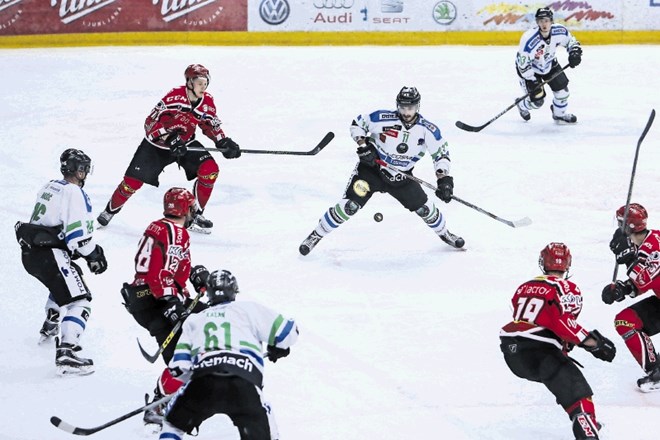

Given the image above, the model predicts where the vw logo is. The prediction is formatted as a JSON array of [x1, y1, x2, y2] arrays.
[[260, 0, 290, 25], [396, 143, 408, 153], [313, 0, 353, 9]]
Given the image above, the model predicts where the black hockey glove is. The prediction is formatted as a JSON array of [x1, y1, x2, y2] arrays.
[[435, 175, 454, 203], [601, 280, 634, 305], [267, 345, 290, 363], [165, 131, 187, 157], [189, 265, 210, 293], [580, 329, 616, 362], [356, 141, 378, 167], [568, 46, 582, 68], [609, 228, 636, 266], [83, 245, 107, 274], [216, 137, 241, 159], [161, 296, 188, 326]]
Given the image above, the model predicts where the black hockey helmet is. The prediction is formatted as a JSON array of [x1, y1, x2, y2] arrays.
[[535, 7, 553, 21], [396, 86, 421, 107], [205, 270, 239, 305], [60, 148, 92, 177]]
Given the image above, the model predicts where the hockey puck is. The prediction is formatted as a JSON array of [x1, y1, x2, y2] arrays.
[[374, 212, 383, 222]]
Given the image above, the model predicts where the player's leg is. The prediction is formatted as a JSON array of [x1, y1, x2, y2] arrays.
[[515, 67, 546, 121], [180, 146, 218, 234], [545, 63, 576, 123]]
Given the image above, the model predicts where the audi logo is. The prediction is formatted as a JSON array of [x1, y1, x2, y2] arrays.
[[313, 0, 354, 9], [260, 0, 290, 25]]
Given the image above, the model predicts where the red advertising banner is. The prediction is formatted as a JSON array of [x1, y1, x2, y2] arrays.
[[0, 0, 247, 36]]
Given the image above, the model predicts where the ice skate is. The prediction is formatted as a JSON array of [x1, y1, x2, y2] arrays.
[[143, 390, 165, 433], [299, 231, 323, 256], [96, 208, 115, 228], [440, 230, 465, 249], [637, 365, 660, 392], [551, 104, 577, 124], [188, 210, 213, 234], [55, 338, 94, 376], [517, 101, 531, 121], [38, 308, 60, 344]]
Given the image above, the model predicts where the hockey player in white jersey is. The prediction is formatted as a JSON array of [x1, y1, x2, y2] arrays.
[[515, 7, 582, 123], [159, 266, 298, 440], [15, 149, 107, 376], [299, 86, 464, 256]]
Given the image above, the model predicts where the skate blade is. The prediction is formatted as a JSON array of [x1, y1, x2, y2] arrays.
[[187, 225, 212, 235], [143, 422, 162, 436], [638, 382, 660, 393], [56, 365, 95, 377], [38, 335, 56, 345]]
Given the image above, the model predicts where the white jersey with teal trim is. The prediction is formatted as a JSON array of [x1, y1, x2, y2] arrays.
[[516, 24, 580, 80], [350, 110, 451, 178], [29, 179, 97, 256], [170, 301, 298, 382]]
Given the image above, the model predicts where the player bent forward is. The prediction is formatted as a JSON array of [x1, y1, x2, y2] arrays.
[[299, 86, 463, 256], [500, 243, 615, 440]]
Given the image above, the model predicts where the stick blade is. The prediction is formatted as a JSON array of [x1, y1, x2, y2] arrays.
[[51, 416, 94, 436], [510, 216, 533, 228], [455, 121, 484, 133], [311, 131, 335, 154], [136, 337, 159, 364]]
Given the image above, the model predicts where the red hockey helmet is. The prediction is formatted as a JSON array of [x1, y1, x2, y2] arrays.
[[616, 203, 648, 233], [539, 242, 572, 274], [184, 64, 210, 84], [163, 187, 196, 217]]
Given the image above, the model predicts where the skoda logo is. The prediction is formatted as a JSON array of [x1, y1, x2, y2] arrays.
[[314, 0, 353, 8], [396, 143, 408, 153], [260, 0, 290, 25], [433, 0, 457, 25]]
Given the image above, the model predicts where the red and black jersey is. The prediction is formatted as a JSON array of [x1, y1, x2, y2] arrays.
[[132, 218, 191, 300], [143, 86, 226, 149], [629, 229, 660, 297], [500, 275, 590, 349]]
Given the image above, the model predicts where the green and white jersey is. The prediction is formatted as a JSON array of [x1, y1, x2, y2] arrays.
[[170, 301, 298, 387], [29, 179, 97, 256]]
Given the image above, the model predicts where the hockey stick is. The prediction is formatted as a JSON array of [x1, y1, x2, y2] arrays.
[[50, 394, 173, 436], [187, 131, 335, 156], [611, 109, 656, 283], [455, 64, 570, 132], [375, 159, 532, 228], [137, 288, 205, 364]]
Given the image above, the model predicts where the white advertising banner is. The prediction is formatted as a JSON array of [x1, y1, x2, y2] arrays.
[[247, 0, 660, 32]]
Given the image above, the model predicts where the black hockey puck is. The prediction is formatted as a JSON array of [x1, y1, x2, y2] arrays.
[[374, 212, 383, 222]]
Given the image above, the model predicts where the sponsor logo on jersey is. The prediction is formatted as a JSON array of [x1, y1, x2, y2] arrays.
[[260, 0, 290, 25], [421, 119, 438, 133], [396, 143, 408, 153], [194, 352, 254, 372], [378, 113, 398, 120], [383, 129, 399, 138]]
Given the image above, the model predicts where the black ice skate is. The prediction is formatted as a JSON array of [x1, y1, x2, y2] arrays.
[[440, 230, 465, 249], [55, 338, 94, 376], [637, 365, 660, 392], [551, 104, 577, 124], [188, 210, 213, 235], [143, 390, 166, 431], [517, 101, 531, 121], [38, 308, 60, 344], [299, 231, 323, 256], [96, 204, 118, 228]]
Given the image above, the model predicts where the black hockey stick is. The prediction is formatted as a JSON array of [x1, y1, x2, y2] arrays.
[[455, 64, 570, 132], [187, 131, 335, 155], [137, 288, 205, 364], [50, 394, 173, 436], [610, 109, 656, 283], [375, 159, 532, 228]]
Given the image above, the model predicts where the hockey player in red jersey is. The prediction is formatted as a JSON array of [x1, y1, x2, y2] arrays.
[[602, 203, 660, 392], [119, 187, 208, 428], [500, 243, 616, 440], [97, 64, 241, 234]]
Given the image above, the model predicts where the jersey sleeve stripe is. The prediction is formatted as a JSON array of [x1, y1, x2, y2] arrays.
[[64, 229, 83, 243], [239, 348, 264, 366], [268, 315, 285, 346], [274, 319, 296, 344]]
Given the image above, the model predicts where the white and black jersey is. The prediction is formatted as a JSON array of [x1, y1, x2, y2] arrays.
[[516, 24, 580, 80]]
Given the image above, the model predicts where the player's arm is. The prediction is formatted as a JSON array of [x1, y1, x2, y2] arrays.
[[254, 304, 299, 362], [62, 188, 107, 274], [349, 113, 371, 144], [628, 246, 658, 293], [168, 321, 194, 380], [516, 35, 536, 81]]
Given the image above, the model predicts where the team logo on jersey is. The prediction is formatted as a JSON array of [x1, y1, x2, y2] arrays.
[[396, 143, 408, 153]]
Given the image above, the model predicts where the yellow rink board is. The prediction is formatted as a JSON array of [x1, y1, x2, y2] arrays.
[[1, 30, 659, 49]]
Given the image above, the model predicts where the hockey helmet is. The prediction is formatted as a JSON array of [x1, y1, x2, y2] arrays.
[[163, 187, 196, 218], [205, 270, 239, 305], [396, 86, 421, 107], [616, 203, 648, 233], [539, 242, 572, 274], [185, 64, 210, 84], [60, 148, 92, 176], [535, 7, 553, 21]]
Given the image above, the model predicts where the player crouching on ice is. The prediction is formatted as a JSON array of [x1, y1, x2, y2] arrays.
[[299, 86, 464, 256]]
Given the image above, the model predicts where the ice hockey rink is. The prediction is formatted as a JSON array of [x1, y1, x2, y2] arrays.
[[1, 44, 659, 439]]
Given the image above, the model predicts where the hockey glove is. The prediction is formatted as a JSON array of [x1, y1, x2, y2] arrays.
[[568, 46, 582, 68], [161, 296, 188, 326], [435, 175, 454, 203], [189, 265, 210, 293], [165, 131, 187, 157], [609, 229, 637, 266], [267, 345, 290, 363], [83, 244, 107, 274], [356, 141, 379, 168], [580, 329, 616, 362], [601, 280, 634, 305], [216, 137, 241, 159]]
